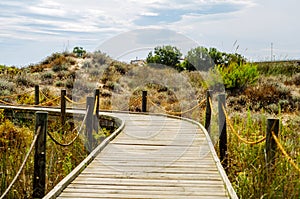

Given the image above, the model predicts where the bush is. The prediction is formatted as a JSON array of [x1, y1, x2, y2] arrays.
[[15, 75, 35, 87], [65, 78, 74, 89], [244, 82, 293, 112], [146, 45, 183, 71], [52, 64, 68, 72], [73, 47, 86, 57], [92, 51, 111, 65], [0, 79, 15, 94], [215, 63, 259, 92], [55, 80, 65, 87], [41, 71, 54, 80]]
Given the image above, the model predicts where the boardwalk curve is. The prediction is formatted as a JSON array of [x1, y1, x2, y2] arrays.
[[0, 105, 237, 198]]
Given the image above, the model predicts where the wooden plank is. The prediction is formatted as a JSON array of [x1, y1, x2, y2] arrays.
[[0, 105, 236, 199]]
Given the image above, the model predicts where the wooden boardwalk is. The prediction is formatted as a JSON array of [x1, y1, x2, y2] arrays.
[[0, 105, 237, 198], [45, 112, 237, 199]]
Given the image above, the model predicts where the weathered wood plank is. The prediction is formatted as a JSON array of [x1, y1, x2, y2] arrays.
[[0, 105, 236, 199], [52, 112, 234, 198]]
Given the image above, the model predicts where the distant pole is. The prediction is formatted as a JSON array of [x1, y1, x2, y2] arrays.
[[35, 85, 39, 106], [205, 90, 212, 135], [60, 89, 66, 133], [271, 42, 273, 61], [218, 93, 227, 170], [266, 119, 280, 167], [142, 91, 147, 112], [33, 111, 48, 199]]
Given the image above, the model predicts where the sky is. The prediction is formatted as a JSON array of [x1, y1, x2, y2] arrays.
[[0, 0, 300, 67]]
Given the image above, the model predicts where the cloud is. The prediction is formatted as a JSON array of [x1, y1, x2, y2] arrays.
[[133, 0, 253, 26]]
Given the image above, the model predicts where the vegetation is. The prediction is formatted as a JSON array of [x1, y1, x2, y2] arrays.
[[226, 112, 299, 198], [0, 47, 299, 198], [73, 46, 86, 58], [214, 62, 259, 92], [146, 45, 183, 71]]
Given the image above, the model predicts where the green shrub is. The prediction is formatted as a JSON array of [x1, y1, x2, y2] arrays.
[[54, 80, 65, 87], [92, 51, 111, 65], [215, 63, 259, 92], [0, 79, 15, 94], [73, 46, 86, 57], [15, 75, 35, 87], [65, 78, 74, 89], [52, 64, 68, 72], [41, 71, 54, 80], [89, 68, 101, 77], [82, 61, 91, 69]]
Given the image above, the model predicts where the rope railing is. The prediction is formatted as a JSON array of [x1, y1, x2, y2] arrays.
[[0, 99, 16, 106], [271, 131, 300, 173], [222, 105, 266, 145], [208, 97, 215, 114], [39, 90, 52, 101], [0, 89, 34, 100], [64, 96, 86, 105], [36, 96, 61, 106], [148, 97, 206, 115], [0, 126, 41, 199], [93, 96, 98, 115], [47, 108, 88, 147], [220, 102, 299, 173]]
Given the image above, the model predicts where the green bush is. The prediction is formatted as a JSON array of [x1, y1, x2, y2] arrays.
[[146, 45, 183, 71], [0, 79, 15, 92], [215, 63, 259, 92], [54, 80, 65, 87], [41, 71, 54, 80], [73, 47, 86, 57], [15, 75, 35, 87], [52, 64, 68, 72], [92, 51, 111, 65]]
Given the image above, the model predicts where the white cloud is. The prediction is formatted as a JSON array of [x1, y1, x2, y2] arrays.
[[0, 0, 299, 66]]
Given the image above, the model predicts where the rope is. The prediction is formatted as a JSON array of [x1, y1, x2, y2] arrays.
[[0, 126, 40, 199], [39, 90, 51, 101], [222, 105, 266, 145], [93, 96, 98, 115], [64, 96, 86, 105], [0, 99, 15, 106], [208, 97, 215, 114], [0, 89, 34, 100], [272, 131, 300, 173], [148, 97, 206, 115], [47, 108, 88, 147], [36, 96, 61, 106]]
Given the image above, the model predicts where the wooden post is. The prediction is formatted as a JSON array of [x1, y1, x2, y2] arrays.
[[93, 89, 100, 133], [205, 90, 212, 135], [266, 119, 279, 167], [86, 97, 94, 151], [142, 91, 147, 112], [218, 93, 227, 170], [60, 89, 66, 132], [35, 85, 39, 106], [33, 111, 48, 199]]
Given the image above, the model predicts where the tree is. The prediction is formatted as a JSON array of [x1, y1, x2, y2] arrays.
[[73, 47, 86, 57], [182, 47, 214, 71], [146, 45, 183, 71], [208, 47, 246, 67]]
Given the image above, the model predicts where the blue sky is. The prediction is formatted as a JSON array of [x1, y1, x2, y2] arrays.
[[0, 0, 299, 67]]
